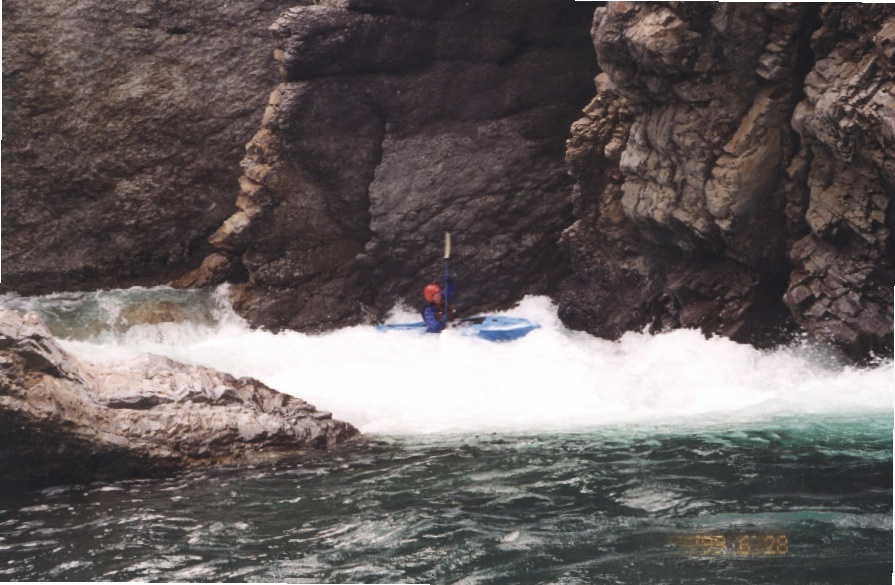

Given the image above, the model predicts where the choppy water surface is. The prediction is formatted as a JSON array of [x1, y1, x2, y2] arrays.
[[1, 417, 891, 584], [0, 287, 891, 583]]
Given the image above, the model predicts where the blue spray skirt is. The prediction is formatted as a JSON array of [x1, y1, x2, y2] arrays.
[[376, 315, 540, 342]]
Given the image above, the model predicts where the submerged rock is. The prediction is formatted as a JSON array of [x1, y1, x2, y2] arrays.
[[118, 300, 193, 327], [0, 310, 358, 490]]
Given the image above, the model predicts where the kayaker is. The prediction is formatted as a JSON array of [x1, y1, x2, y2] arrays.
[[421, 281, 455, 333]]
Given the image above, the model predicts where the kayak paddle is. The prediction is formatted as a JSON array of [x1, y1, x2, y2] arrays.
[[443, 231, 451, 325]]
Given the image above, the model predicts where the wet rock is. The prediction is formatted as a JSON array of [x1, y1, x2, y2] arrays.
[[560, 2, 892, 360], [0, 310, 358, 490], [171, 253, 239, 289], [191, 0, 598, 331], [559, 3, 804, 347], [2, 0, 305, 295], [785, 4, 895, 359]]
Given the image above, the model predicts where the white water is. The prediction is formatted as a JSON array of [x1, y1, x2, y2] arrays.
[[41, 285, 891, 436]]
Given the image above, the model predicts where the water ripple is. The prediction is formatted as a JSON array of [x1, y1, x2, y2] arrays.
[[0, 416, 890, 583]]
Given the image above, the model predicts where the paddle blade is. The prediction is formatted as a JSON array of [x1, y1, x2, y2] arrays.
[[444, 232, 451, 259]]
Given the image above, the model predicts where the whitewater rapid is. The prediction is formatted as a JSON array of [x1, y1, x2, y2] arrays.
[[8, 286, 892, 435]]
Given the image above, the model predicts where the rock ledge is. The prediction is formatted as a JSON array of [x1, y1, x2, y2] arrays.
[[0, 310, 358, 490]]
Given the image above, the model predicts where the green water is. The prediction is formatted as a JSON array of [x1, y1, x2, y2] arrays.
[[0, 414, 890, 584]]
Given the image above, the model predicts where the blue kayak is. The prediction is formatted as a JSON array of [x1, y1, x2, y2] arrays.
[[377, 315, 539, 342]]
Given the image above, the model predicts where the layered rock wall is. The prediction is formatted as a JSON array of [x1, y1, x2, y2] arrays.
[[784, 4, 895, 358], [559, 3, 893, 359]]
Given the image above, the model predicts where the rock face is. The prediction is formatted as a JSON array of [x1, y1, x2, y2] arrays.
[[0, 310, 358, 489], [182, 0, 598, 330], [558, 3, 893, 359], [5, 1, 891, 360], [2, 0, 302, 295], [785, 5, 895, 359]]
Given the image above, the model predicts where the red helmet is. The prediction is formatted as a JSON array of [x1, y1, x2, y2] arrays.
[[423, 283, 441, 302]]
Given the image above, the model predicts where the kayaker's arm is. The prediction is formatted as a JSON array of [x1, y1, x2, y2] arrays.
[[443, 277, 456, 305]]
